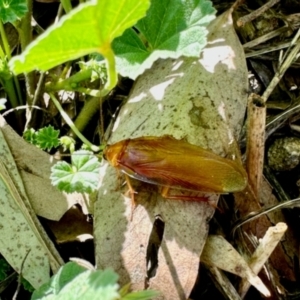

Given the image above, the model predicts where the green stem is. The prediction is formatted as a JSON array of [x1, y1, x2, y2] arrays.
[[60, 62, 72, 79], [60, 0, 72, 13], [15, 0, 35, 103], [0, 21, 23, 106], [0, 21, 11, 59], [0, 44, 5, 59], [2, 77, 19, 108], [70, 49, 117, 134], [13, 76, 23, 105], [103, 47, 117, 92], [49, 93, 100, 152], [1, 76, 24, 130], [45, 69, 93, 92], [73, 96, 106, 134], [74, 87, 109, 97]]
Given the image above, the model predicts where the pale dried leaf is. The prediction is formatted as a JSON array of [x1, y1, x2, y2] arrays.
[[205, 266, 242, 300], [201, 235, 270, 297], [239, 222, 287, 297], [234, 178, 296, 283], [95, 7, 248, 299], [0, 115, 87, 221], [47, 206, 93, 244], [0, 122, 63, 289]]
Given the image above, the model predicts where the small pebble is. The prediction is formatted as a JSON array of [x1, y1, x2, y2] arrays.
[[268, 137, 300, 171]]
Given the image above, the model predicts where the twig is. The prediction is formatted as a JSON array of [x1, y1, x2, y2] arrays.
[[238, 223, 288, 298], [262, 28, 300, 102], [246, 94, 266, 198], [201, 236, 270, 297], [237, 0, 280, 27], [1, 105, 49, 117], [12, 250, 31, 300], [265, 102, 300, 138], [24, 72, 46, 130], [245, 41, 291, 58], [243, 26, 288, 49], [231, 197, 300, 237]]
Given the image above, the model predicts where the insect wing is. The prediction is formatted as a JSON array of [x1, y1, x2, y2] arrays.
[[116, 136, 247, 193]]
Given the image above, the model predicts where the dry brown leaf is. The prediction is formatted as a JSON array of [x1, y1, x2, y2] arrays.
[[201, 235, 270, 297], [95, 7, 248, 299], [238, 222, 287, 297], [0, 115, 88, 221], [46, 206, 93, 244], [259, 181, 297, 283], [0, 117, 64, 288], [234, 177, 297, 292]]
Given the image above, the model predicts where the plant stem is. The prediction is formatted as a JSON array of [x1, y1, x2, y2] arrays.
[[0, 44, 5, 58], [15, 0, 35, 104], [13, 76, 23, 105], [0, 21, 11, 59], [24, 72, 46, 130], [45, 69, 93, 92], [74, 87, 109, 97], [103, 47, 117, 92], [0, 22, 24, 108], [73, 96, 106, 134], [60, 0, 73, 13], [49, 93, 100, 152], [2, 77, 19, 108]]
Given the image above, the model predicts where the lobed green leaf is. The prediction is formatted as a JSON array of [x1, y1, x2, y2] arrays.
[[50, 150, 100, 193], [0, 0, 28, 23], [9, 0, 150, 75], [113, 0, 216, 79]]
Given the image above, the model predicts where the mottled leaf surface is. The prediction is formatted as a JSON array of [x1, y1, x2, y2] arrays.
[[95, 7, 248, 300]]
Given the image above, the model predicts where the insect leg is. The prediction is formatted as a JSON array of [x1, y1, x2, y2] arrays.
[[161, 186, 221, 210], [124, 175, 138, 220], [161, 186, 209, 202]]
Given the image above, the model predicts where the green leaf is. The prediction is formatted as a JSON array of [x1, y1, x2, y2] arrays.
[[56, 270, 119, 300], [21, 278, 34, 292], [50, 150, 100, 193], [122, 290, 161, 300], [32, 263, 120, 300], [31, 262, 87, 299], [59, 136, 76, 153], [113, 0, 216, 79], [9, 0, 150, 75], [0, 258, 11, 281], [35, 125, 60, 151], [0, 0, 28, 23], [23, 128, 37, 145], [0, 58, 12, 80]]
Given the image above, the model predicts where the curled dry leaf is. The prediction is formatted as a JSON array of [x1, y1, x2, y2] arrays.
[[238, 222, 287, 297], [201, 235, 270, 297], [234, 178, 297, 292], [46, 206, 93, 244], [95, 7, 248, 299], [0, 116, 64, 288], [0, 115, 90, 221], [0, 115, 94, 288]]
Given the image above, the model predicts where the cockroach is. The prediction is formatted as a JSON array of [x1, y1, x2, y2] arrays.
[[103, 135, 247, 202]]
